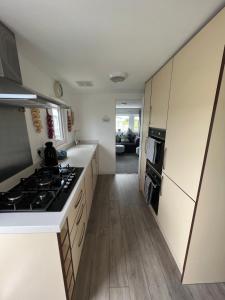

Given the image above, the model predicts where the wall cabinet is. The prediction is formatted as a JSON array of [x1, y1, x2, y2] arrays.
[[139, 79, 151, 194], [150, 60, 173, 129], [158, 175, 194, 272]]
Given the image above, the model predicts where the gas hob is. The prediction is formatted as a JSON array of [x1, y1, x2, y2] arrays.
[[0, 165, 84, 212]]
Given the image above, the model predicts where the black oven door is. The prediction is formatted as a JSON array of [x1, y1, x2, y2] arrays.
[[147, 128, 166, 174], [145, 161, 161, 215]]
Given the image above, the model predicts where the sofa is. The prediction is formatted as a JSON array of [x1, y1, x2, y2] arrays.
[[116, 129, 140, 154]]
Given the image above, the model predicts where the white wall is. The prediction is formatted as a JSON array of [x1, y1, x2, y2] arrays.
[[17, 37, 79, 164], [76, 93, 143, 174]]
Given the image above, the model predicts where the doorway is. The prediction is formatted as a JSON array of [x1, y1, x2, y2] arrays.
[[115, 99, 143, 174]]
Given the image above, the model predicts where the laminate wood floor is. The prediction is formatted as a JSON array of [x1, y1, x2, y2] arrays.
[[116, 154, 138, 174], [73, 175, 225, 300]]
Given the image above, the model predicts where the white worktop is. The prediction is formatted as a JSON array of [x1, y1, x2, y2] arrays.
[[0, 144, 97, 234]]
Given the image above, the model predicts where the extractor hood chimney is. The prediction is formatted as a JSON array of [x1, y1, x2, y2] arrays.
[[0, 21, 69, 109]]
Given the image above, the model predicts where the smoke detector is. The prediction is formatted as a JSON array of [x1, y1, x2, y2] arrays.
[[109, 72, 128, 83]]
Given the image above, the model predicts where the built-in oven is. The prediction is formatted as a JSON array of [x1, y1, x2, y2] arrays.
[[144, 160, 161, 215], [146, 127, 166, 175]]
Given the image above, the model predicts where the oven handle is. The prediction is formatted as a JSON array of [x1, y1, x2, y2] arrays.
[[163, 147, 167, 170], [151, 180, 157, 189], [160, 176, 164, 196]]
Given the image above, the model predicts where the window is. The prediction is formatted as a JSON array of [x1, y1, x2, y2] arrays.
[[133, 115, 140, 132], [51, 108, 65, 143], [116, 114, 140, 133], [116, 115, 129, 132]]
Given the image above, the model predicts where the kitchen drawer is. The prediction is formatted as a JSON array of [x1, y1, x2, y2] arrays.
[[68, 277, 75, 300], [64, 249, 72, 276], [68, 180, 84, 232], [62, 233, 70, 261], [71, 206, 87, 280], [70, 194, 86, 246], [66, 262, 73, 289], [60, 220, 68, 243]]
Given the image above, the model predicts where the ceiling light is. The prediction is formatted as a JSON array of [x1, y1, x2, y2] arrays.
[[109, 72, 128, 83]]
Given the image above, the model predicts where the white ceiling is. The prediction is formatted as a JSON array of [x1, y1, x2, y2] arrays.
[[0, 0, 224, 93]]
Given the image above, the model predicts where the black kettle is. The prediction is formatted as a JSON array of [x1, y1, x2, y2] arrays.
[[44, 142, 58, 166]]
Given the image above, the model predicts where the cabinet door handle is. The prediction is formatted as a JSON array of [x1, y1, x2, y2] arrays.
[[74, 190, 83, 208], [76, 203, 84, 226], [163, 147, 167, 170], [160, 176, 164, 196], [78, 223, 86, 247]]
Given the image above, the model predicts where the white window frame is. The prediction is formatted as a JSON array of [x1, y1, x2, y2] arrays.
[[116, 113, 140, 134], [51, 107, 66, 147]]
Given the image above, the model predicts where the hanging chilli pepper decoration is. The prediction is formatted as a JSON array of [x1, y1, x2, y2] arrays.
[[67, 110, 72, 132], [46, 109, 54, 139]]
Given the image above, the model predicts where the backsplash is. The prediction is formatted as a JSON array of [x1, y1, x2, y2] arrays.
[[0, 105, 32, 182]]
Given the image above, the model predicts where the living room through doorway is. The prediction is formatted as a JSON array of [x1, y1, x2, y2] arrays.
[[115, 99, 142, 174]]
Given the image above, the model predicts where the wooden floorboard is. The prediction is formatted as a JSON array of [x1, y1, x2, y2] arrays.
[[73, 174, 225, 300], [110, 287, 131, 300]]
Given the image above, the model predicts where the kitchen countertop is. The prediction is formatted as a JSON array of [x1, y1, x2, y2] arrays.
[[0, 144, 97, 234]]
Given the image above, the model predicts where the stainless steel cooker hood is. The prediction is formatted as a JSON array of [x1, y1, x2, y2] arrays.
[[0, 21, 70, 109]]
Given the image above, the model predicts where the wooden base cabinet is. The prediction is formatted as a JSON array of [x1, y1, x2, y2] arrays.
[[85, 162, 93, 219], [91, 150, 98, 191]]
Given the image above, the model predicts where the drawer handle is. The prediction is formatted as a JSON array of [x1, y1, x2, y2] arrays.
[[78, 223, 86, 247], [74, 190, 83, 208], [76, 203, 84, 226]]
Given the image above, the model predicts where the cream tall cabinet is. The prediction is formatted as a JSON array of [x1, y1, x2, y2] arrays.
[[139, 79, 151, 194], [140, 7, 225, 284], [158, 175, 195, 272], [164, 8, 225, 200], [183, 64, 225, 284], [150, 60, 173, 129]]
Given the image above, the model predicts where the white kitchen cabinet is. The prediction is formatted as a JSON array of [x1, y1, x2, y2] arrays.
[[85, 162, 93, 219], [91, 150, 98, 192], [150, 59, 173, 129], [67, 179, 84, 233], [71, 194, 87, 281], [139, 79, 151, 194], [163, 9, 225, 200], [158, 174, 194, 272]]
